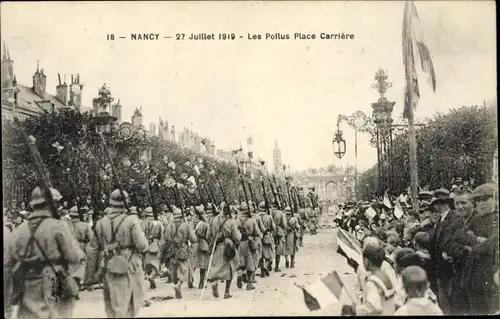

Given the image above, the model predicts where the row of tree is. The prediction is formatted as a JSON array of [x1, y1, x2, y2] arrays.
[[356, 104, 498, 199], [2, 108, 290, 210]]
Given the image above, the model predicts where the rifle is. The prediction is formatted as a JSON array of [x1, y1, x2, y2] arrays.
[[97, 132, 130, 213], [247, 180, 258, 211], [236, 159, 251, 212], [260, 176, 271, 214]]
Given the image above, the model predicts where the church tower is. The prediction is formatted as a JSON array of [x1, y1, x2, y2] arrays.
[[273, 140, 283, 175]]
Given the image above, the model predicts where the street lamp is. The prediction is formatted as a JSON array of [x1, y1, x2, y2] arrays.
[[332, 128, 346, 159]]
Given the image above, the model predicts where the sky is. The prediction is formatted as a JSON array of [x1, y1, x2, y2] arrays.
[[1, 1, 496, 172]]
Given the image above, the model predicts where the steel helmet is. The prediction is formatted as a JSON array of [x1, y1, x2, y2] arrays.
[[109, 189, 129, 206], [29, 186, 62, 206]]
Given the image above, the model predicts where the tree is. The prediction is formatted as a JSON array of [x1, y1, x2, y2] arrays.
[[357, 105, 497, 199]]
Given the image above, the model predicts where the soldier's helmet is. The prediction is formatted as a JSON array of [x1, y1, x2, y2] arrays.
[[284, 206, 292, 214], [144, 206, 154, 217], [109, 189, 129, 206], [29, 186, 63, 207], [258, 201, 267, 212], [239, 202, 249, 212], [69, 205, 79, 218], [172, 207, 183, 219]]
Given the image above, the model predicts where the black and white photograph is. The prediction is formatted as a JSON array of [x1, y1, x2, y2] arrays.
[[1, 1, 498, 317]]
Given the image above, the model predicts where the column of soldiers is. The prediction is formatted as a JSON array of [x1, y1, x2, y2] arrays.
[[4, 184, 322, 318]]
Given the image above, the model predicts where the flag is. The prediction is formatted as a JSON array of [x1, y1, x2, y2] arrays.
[[402, 0, 436, 119], [298, 271, 345, 311], [337, 228, 363, 267], [365, 206, 377, 220], [383, 190, 392, 209], [394, 200, 404, 219]]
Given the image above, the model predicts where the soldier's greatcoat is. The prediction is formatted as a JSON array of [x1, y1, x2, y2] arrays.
[[238, 216, 263, 271], [283, 214, 300, 256], [70, 219, 94, 282], [206, 214, 241, 281], [160, 221, 197, 283], [191, 219, 210, 270], [140, 217, 162, 274], [88, 211, 148, 318], [272, 209, 287, 256], [257, 212, 276, 259], [4, 209, 85, 319]]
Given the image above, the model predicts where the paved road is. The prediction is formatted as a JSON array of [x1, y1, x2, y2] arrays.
[[75, 226, 357, 317]]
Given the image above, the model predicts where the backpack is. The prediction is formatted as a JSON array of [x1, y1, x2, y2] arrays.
[[99, 214, 131, 275]]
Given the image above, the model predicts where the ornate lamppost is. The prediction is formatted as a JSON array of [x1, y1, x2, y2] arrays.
[[332, 127, 346, 159], [337, 110, 372, 200], [371, 69, 396, 196], [90, 84, 118, 208]]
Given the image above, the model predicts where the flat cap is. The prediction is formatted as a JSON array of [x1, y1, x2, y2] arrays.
[[472, 183, 496, 198]]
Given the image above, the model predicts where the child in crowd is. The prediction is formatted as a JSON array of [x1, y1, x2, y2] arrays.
[[354, 244, 396, 315], [413, 231, 437, 295], [394, 266, 444, 315], [393, 248, 438, 310]]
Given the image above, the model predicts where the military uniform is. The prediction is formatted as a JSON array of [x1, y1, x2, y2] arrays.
[[159, 208, 197, 299], [272, 206, 287, 272], [4, 187, 85, 319], [236, 203, 262, 290], [140, 206, 162, 289], [68, 206, 94, 288], [206, 205, 241, 299], [257, 201, 276, 276], [283, 207, 300, 268], [87, 189, 149, 318], [190, 205, 210, 289]]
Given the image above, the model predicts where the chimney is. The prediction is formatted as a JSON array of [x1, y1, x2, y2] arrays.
[[69, 73, 83, 110], [32, 63, 47, 98], [56, 73, 69, 105]]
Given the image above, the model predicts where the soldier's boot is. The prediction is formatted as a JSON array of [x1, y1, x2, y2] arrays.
[[300, 236, 304, 247], [149, 278, 157, 289], [224, 280, 233, 299], [198, 269, 206, 289], [291, 255, 295, 268], [274, 255, 282, 272], [86, 285, 93, 292], [165, 273, 172, 284], [174, 282, 183, 299], [260, 265, 267, 278], [267, 259, 273, 272], [285, 257, 290, 268], [211, 281, 220, 298], [188, 281, 194, 289], [241, 272, 248, 284], [237, 275, 243, 289], [247, 271, 257, 286]]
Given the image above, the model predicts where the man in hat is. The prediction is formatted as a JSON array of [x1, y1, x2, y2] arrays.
[[271, 202, 287, 272], [418, 190, 434, 207], [235, 202, 262, 290], [459, 183, 499, 315], [205, 201, 241, 299], [257, 201, 276, 277], [190, 205, 210, 289], [283, 206, 300, 268], [428, 188, 461, 314], [4, 186, 85, 319], [159, 207, 197, 299], [86, 189, 149, 317], [140, 206, 162, 290]]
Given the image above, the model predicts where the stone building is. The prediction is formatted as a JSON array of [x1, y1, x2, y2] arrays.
[[1, 43, 86, 122]]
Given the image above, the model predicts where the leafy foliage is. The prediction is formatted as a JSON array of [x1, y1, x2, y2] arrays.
[[356, 105, 498, 199]]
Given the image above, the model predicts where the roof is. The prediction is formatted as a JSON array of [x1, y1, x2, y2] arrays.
[[2, 84, 85, 116]]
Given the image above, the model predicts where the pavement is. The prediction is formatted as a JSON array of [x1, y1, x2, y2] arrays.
[[75, 217, 357, 317]]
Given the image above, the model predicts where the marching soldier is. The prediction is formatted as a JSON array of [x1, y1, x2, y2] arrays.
[[272, 203, 287, 272], [190, 205, 211, 289], [257, 201, 276, 277], [298, 207, 308, 245], [283, 206, 300, 268], [159, 208, 197, 299], [87, 189, 149, 318], [4, 186, 85, 319], [140, 206, 162, 290], [206, 202, 241, 299], [253, 204, 266, 278], [68, 205, 94, 290], [236, 203, 262, 290]]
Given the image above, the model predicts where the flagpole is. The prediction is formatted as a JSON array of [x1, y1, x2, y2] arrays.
[[404, 0, 419, 212]]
